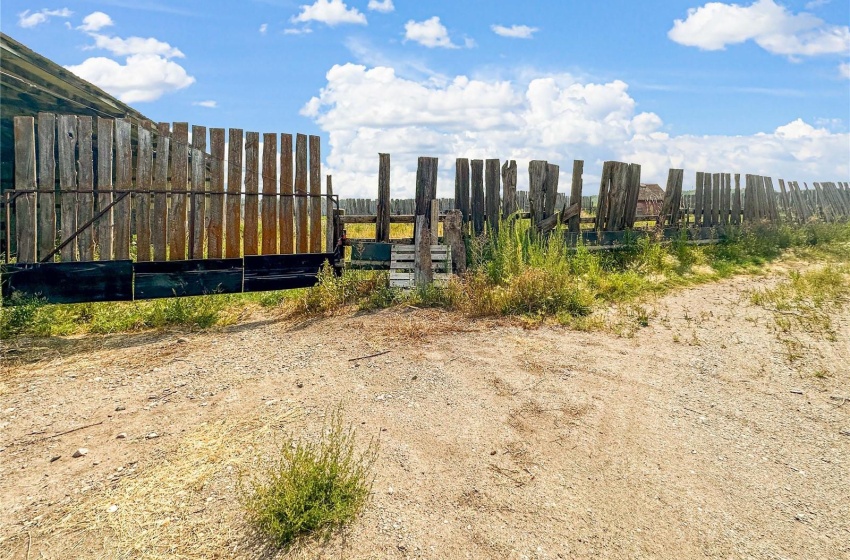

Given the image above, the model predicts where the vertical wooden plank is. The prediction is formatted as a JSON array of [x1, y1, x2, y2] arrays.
[[190, 125, 206, 259], [135, 122, 153, 261], [444, 209, 466, 274], [326, 175, 335, 252], [226, 129, 243, 258], [545, 163, 560, 222], [77, 116, 94, 261], [169, 122, 189, 260], [501, 160, 517, 219], [711, 173, 721, 227], [625, 163, 641, 228], [13, 117, 37, 263], [764, 177, 779, 222], [207, 128, 225, 258], [778, 179, 790, 219], [309, 135, 322, 253], [485, 158, 501, 234], [723, 173, 732, 225], [295, 133, 308, 253], [377, 153, 391, 242], [96, 117, 114, 260], [700, 172, 711, 227], [660, 168, 678, 227], [528, 160, 548, 229], [430, 201, 439, 244], [113, 118, 132, 260], [36, 113, 56, 260], [244, 131, 260, 256], [595, 162, 613, 231], [568, 160, 584, 232], [470, 159, 485, 235], [455, 158, 470, 226], [693, 172, 704, 227], [57, 115, 78, 261], [279, 133, 294, 254], [76, 117, 94, 261], [152, 122, 169, 261], [732, 173, 741, 225], [608, 162, 632, 231], [262, 132, 278, 254], [414, 214, 432, 286]]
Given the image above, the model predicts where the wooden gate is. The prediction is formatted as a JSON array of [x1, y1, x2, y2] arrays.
[[2, 114, 341, 304]]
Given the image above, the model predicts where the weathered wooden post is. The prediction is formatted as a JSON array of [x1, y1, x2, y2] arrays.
[[444, 209, 466, 274], [326, 174, 335, 252], [485, 158, 501, 234], [529, 160, 548, 229], [624, 163, 641, 228], [13, 116, 37, 263], [731, 174, 741, 225], [568, 160, 584, 233], [377, 153, 391, 243], [471, 159, 485, 235], [414, 157, 438, 286], [544, 163, 559, 221], [295, 133, 308, 253], [455, 158, 470, 230], [501, 160, 517, 218], [595, 162, 613, 231]]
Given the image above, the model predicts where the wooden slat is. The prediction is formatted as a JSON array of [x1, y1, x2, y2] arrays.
[[732, 173, 741, 225], [326, 175, 335, 252], [567, 160, 584, 232], [207, 128, 225, 258], [606, 162, 630, 231], [113, 118, 132, 260], [190, 125, 206, 259], [544, 162, 560, 221], [700, 172, 712, 226], [75, 116, 95, 261], [36, 113, 56, 261], [152, 123, 169, 261], [485, 158, 501, 234], [528, 160, 547, 228], [764, 177, 779, 222], [169, 122, 189, 260], [595, 162, 613, 230], [279, 133, 294, 254], [414, 214, 432, 286], [244, 131, 260, 256], [13, 117, 38, 263], [470, 159, 485, 235], [624, 163, 640, 228], [262, 132, 278, 255], [693, 171, 704, 226], [226, 128, 243, 258], [135, 122, 153, 261], [57, 115, 78, 262], [711, 173, 721, 227], [295, 133, 308, 253], [96, 117, 114, 260], [309, 135, 322, 253], [377, 153, 391, 242], [501, 160, 517, 219], [415, 157, 439, 245], [455, 158, 470, 226]]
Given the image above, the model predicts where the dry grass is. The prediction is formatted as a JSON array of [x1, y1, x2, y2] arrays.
[[6, 409, 303, 559]]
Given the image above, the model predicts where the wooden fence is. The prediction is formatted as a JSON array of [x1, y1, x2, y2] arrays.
[[7, 113, 337, 265]]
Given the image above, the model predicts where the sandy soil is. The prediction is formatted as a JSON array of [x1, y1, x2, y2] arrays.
[[1, 265, 848, 559]]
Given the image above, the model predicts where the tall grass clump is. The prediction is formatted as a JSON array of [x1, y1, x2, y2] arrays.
[[241, 409, 378, 549]]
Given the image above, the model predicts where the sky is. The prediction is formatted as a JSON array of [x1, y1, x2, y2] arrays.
[[2, 0, 849, 196]]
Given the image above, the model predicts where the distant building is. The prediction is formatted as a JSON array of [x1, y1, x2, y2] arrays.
[[637, 183, 665, 216]]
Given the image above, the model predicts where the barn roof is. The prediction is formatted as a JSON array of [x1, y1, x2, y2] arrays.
[[639, 183, 665, 201]]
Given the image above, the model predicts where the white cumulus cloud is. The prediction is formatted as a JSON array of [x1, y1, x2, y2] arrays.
[[17, 8, 72, 28], [405, 17, 459, 49], [491, 24, 538, 39], [78, 11, 113, 32], [292, 0, 366, 26], [193, 100, 218, 108], [840, 62, 850, 79], [367, 0, 394, 13], [301, 63, 849, 198], [669, 0, 850, 57], [67, 54, 195, 103], [66, 12, 195, 103], [259, 23, 268, 35]]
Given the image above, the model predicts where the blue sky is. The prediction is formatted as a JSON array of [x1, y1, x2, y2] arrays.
[[3, 0, 849, 195]]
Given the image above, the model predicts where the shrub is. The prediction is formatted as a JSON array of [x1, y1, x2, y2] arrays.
[[241, 410, 377, 549]]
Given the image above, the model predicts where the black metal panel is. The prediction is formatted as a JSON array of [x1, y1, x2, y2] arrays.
[[243, 253, 333, 292], [1, 260, 133, 304], [134, 258, 243, 300]]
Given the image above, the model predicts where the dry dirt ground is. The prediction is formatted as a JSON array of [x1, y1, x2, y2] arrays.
[[1, 265, 848, 559]]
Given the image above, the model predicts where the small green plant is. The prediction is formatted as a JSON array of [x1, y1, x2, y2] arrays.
[[241, 409, 378, 549], [0, 294, 49, 338]]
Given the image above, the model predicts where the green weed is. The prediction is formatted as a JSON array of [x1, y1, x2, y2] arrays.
[[240, 409, 377, 550]]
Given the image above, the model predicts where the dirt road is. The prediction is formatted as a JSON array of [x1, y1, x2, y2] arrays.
[[1, 266, 848, 559]]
